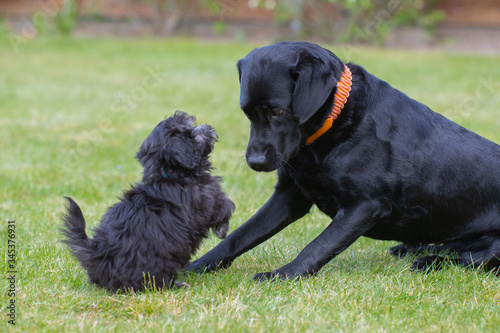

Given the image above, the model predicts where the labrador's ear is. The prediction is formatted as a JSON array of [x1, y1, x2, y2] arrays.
[[290, 51, 338, 125], [237, 58, 246, 83]]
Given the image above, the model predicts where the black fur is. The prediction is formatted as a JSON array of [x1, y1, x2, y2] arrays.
[[62, 111, 235, 291], [186, 41, 500, 279]]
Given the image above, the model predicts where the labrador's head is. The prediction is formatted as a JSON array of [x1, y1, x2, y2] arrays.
[[237, 41, 344, 172]]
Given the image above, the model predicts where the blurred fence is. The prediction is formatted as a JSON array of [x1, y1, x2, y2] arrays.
[[1, 0, 499, 49]]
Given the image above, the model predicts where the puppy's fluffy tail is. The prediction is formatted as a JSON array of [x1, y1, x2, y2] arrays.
[[61, 197, 93, 265]]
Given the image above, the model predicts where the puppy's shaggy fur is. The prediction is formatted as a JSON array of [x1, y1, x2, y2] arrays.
[[62, 111, 234, 292]]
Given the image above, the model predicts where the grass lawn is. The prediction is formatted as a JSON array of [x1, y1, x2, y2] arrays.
[[1, 36, 499, 332]]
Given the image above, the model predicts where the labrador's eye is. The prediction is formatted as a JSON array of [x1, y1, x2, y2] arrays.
[[271, 109, 284, 117]]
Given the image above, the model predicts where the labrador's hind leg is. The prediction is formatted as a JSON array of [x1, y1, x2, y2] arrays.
[[389, 244, 455, 272], [389, 243, 448, 258], [410, 238, 500, 274], [457, 238, 500, 273], [410, 255, 452, 272]]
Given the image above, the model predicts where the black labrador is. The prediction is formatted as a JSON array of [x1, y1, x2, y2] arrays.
[[186, 41, 500, 280]]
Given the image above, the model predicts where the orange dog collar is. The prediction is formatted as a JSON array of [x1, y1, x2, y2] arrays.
[[304, 64, 352, 146]]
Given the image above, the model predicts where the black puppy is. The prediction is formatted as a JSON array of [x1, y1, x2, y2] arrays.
[[62, 111, 234, 291], [186, 41, 500, 279]]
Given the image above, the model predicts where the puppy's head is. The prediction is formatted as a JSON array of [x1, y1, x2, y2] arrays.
[[136, 111, 217, 179], [237, 41, 344, 172]]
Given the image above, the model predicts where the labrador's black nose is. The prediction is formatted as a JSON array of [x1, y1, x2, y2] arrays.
[[247, 153, 269, 171]]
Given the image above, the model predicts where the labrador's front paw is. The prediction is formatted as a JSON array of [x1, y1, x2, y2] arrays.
[[185, 256, 232, 274], [253, 271, 282, 281], [253, 269, 300, 282]]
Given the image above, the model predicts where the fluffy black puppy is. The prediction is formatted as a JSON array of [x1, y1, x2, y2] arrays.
[[186, 41, 500, 280], [62, 111, 234, 292]]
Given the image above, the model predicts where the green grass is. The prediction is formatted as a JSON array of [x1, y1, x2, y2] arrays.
[[1, 36, 500, 332]]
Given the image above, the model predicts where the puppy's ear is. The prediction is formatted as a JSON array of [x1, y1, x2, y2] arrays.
[[136, 126, 161, 164], [290, 50, 338, 125], [172, 110, 195, 127]]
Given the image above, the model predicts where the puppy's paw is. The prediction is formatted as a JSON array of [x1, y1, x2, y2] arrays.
[[211, 221, 229, 239], [410, 255, 445, 272]]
